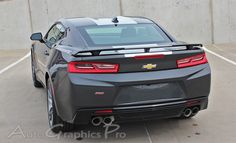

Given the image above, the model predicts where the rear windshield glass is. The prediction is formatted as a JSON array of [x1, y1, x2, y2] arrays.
[[77, 24, 172, 46]]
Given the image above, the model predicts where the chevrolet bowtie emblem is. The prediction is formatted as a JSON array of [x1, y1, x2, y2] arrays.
[[142, 64, 157, 70]]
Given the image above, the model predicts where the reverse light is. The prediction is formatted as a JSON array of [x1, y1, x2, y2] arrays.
[[68, 62, 119, 73], [177, 53, 208, 68]]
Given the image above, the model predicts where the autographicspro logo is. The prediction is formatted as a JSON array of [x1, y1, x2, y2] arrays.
[[8, 117, 126, 140]]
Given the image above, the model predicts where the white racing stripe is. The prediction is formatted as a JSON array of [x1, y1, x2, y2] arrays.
[[113, 44, 159, 49], [0, 52, 31, 75], [203, 46, 236, 66], [89, 16, 137, 25]]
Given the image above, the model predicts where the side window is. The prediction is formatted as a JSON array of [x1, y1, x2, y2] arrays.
[[46, 26, 57, 44], [45, 24, 65, 47]]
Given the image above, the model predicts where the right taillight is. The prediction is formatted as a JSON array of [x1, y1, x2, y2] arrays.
[[177, 53, 208, 68]]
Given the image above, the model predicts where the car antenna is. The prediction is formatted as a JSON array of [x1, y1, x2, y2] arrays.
[[112, 17, 119, 26]]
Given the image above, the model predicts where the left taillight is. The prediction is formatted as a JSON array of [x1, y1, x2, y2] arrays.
[[177, 53, 208, 68], [68, 62, 119, 73]]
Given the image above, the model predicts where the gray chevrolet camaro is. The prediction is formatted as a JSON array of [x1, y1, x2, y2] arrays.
[[30, 16, 211, 133]]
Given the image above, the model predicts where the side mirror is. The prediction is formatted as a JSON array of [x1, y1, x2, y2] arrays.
[[30, 32, 43, 41]]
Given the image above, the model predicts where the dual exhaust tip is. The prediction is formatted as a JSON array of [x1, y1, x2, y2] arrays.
[[92, 107, 199, 125], [91, 116, 115, 126], [183, 106, 200, 118]]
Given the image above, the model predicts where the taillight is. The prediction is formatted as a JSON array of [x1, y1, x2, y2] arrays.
[[68, 62, 119, 73], [177, 53, 208, 68]]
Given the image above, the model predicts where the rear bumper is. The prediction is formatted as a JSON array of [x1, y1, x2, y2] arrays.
[[73, 97, 208, 124], [53, 64, 211, 123]]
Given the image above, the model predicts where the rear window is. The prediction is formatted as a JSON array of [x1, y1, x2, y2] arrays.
[[78, 24, 172, 46]]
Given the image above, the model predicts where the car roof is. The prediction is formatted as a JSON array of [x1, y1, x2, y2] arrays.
[[59, 16, 154, 27]]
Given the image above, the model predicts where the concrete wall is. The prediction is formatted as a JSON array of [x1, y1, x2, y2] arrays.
[[0, 0, 236, 49], [29, 0, 121, 35], [121, 0, 212, 44], [212, 0, 236, 43], [0, 0, 32, 49], [31, 0, 213, 43]]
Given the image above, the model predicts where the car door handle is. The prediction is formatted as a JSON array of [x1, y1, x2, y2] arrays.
[[44, 50, 49, 56]]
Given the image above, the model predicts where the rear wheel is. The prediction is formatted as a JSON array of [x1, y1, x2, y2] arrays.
[[47, 79, 74, 133], [31, 53, 43, 88]]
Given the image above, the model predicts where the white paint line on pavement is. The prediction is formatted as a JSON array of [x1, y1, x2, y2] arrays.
[[0, 52, 31, 75], [203, 46, 236, 66], [144, 123, 153, 143]]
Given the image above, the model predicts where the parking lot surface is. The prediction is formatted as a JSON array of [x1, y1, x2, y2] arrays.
[[0, 44, 236, 143]]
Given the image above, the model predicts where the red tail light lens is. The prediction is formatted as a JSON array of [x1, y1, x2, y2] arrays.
[[95, 109, 113, 115], [134, 54, 164, 60], [177, 53, 208, 68], [68, 62, 119, 73]]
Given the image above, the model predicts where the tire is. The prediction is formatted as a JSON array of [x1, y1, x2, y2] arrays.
[[31, 53, 43, 88], [46, 79, 75, 133]]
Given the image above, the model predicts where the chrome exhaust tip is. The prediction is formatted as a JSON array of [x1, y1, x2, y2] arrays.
[[91, 116, 103, 126], [192, 107, 200, 115], [103, 116, 115, 125], [183, 108, 192, 118]]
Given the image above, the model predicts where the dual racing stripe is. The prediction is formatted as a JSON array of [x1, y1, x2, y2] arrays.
[[88, 16, 138, 25], [113, 44, 173, 57], [124, 51, 173, 58]]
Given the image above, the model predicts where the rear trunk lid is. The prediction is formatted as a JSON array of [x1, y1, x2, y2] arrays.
[[64, 44, 209, 107]]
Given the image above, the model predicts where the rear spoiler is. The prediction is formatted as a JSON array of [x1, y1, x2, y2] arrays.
[[72, 44, 203, 57]]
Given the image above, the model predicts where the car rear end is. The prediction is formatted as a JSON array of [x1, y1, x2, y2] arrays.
[[53, 20, 211, 124]]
